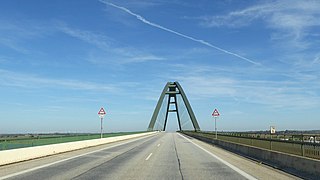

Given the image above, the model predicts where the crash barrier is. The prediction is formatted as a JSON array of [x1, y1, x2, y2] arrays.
[[194, 131, 320, 160]]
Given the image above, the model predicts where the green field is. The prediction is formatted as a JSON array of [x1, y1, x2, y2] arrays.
[[0, 131, 145, 151]]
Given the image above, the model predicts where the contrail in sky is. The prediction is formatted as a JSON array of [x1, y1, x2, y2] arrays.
[[100, 1, 260, 65]]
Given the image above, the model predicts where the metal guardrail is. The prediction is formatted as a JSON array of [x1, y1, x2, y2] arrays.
[[184, 131, 320, 160]]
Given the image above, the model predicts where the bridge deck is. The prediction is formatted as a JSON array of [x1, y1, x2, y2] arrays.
[[0, 133, 298, 180]]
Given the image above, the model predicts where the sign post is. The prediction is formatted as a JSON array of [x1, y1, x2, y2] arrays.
[[212, 109, 220, 139], [98, 107, 106, 138]]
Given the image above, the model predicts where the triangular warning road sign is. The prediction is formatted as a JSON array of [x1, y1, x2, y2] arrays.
[[212, 109, 220, 117], [98, 107, 106, 115]]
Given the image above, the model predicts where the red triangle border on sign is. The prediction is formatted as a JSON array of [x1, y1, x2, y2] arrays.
[[212, 109, 220, 116], [98, 107, 106, 115]]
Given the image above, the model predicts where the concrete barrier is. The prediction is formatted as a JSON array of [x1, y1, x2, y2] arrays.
[[0, 131, 157, 166], [183, 132, 320, 180]]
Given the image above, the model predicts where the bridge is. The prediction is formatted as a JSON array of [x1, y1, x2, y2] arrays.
[[148, 81, 200, 131], [0, 82, 319, 179]]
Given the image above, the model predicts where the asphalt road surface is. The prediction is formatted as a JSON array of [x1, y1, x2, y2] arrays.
[[0, 132, 299, 180]]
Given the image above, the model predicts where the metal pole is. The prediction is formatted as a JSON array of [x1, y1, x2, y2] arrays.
[[100, 117, 103, 138], [215, 117, 217, 139]]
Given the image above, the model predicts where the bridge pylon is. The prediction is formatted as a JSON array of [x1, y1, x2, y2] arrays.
[[148, 82, 200, 132]]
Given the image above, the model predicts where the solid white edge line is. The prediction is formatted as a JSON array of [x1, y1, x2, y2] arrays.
[[0, 134, 156, 180], [145, 153, 153, 161], [177, 133, 257, 180]]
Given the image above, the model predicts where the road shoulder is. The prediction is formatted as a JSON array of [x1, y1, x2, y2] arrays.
[[179, 133, 301, 180]]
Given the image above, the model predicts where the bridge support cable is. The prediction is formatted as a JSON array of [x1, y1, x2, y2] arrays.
[[153, 95, 168, 130], [147, 82, 200, 131], [177, 95, 194, 130], [175, 82, 200, 131]]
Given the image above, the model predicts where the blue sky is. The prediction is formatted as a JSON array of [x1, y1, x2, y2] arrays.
[[1, 0, 320, 133]]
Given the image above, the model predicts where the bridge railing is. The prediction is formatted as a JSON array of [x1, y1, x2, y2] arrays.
[[183, 131, 320, 160]]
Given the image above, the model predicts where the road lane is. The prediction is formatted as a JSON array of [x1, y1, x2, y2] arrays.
[[0, 133, 164, 180], [175, 133, 251, 179], [0, 132, 298, 180], [180, 133, 300, 180]]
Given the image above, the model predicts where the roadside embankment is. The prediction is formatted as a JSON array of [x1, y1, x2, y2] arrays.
[[0, 131, 157, 166]]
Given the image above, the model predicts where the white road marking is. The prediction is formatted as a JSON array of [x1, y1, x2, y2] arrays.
[[157, 144, 160, 147], [145, 153, 153, 161], [177, 133, 257, 180], [0, 135, 156, 180]]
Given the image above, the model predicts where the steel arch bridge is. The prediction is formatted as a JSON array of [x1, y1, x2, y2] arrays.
[[148, 82, 200, 131]]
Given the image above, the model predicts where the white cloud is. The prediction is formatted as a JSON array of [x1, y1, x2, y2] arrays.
[[312, 54, 320, 65], [0, 69, 117, 91], [161, 63, 320, 109], [101, 1, 261, 65], [199, 0, 320, 49], [0, 19, 54, 54], [201, 1, 320, 29], [0, 37, 30, 54], [177, 75, 320, 109], [56, 23, 165, 64], [0, 56, 9, 64], [121, 55, 165, 64], [1, 19, 165, 65], [56, 23, 112, 50]]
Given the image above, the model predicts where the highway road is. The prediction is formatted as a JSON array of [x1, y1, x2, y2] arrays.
[[0, 132, 299, 180]]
